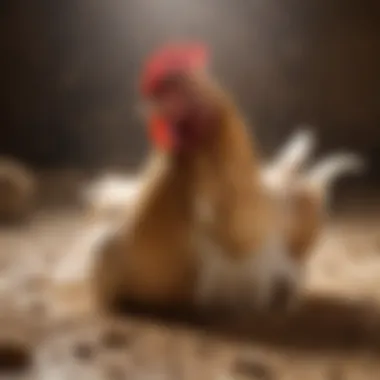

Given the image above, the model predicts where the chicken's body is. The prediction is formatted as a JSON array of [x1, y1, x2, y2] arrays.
[[189, 86, 271, 260], [143, 75, 284, 311], [85, 125, 363, 314], [92, 150, 198, 312], [90, 76, 274, 313]]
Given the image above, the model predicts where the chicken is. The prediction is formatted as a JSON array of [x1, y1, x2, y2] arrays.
[[138, 47, 366, 314], [134, 43, 281, 312], [77, 42, 269, 316], [84, 121, 363, 316], [86, 42, 364, 316]]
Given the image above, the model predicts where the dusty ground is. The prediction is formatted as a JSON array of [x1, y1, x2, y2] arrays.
[[0, 173, 379, 379]]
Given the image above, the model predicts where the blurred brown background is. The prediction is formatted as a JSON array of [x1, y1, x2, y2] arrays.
[[0, 0, 379, 188]]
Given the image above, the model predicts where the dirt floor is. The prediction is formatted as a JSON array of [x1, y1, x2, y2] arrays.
[[0, 173, 379, 380]]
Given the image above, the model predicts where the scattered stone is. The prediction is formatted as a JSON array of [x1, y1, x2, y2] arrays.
[[22, 276, 49, 293], [29, 299, 48, 319], [233, 356, 273, 380], [104, 364, 126, 380], [196, 336, 216, 358], [0, 340, 32, 374], [327, 366, 344, 380], [101, 328, 131, 350], [72, 341, 96, 361]]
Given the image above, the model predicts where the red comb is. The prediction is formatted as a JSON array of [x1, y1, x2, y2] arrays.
[[148, 115, 173, 151], [141, 42, 209, 97]]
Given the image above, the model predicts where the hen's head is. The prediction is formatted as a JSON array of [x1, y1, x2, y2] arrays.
[[141, 42, 219, 153]]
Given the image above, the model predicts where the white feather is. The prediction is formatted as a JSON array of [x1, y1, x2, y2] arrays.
[[306, 153, 365, 191], [263, 128, 315, 191]]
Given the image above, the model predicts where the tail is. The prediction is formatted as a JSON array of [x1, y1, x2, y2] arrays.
[[306, 153, 365, 193], [263, 128, 316, 190], [273, 128, 315, 173], [286, 152, 365, 258]]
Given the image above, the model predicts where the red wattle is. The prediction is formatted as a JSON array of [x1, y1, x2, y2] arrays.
[[148, 116, 174, 151]]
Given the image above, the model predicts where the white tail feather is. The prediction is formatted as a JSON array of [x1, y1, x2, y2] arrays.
[[307, 153, 365, 191], [273, 128, 315, 174], [263, 128, 316, 190]]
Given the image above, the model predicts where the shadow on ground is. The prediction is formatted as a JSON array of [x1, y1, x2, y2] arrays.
[[116, 293, 380, 354]]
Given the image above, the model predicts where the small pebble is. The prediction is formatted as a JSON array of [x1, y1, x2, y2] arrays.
[[29, 299, 48, 318], [327, 366, 344, 380], [101, 329, 131, 350], [104, 364, 126, 380], [233, 356, 273, 380], [0, 341, 32, 374], [72, 341, 96, 361]]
